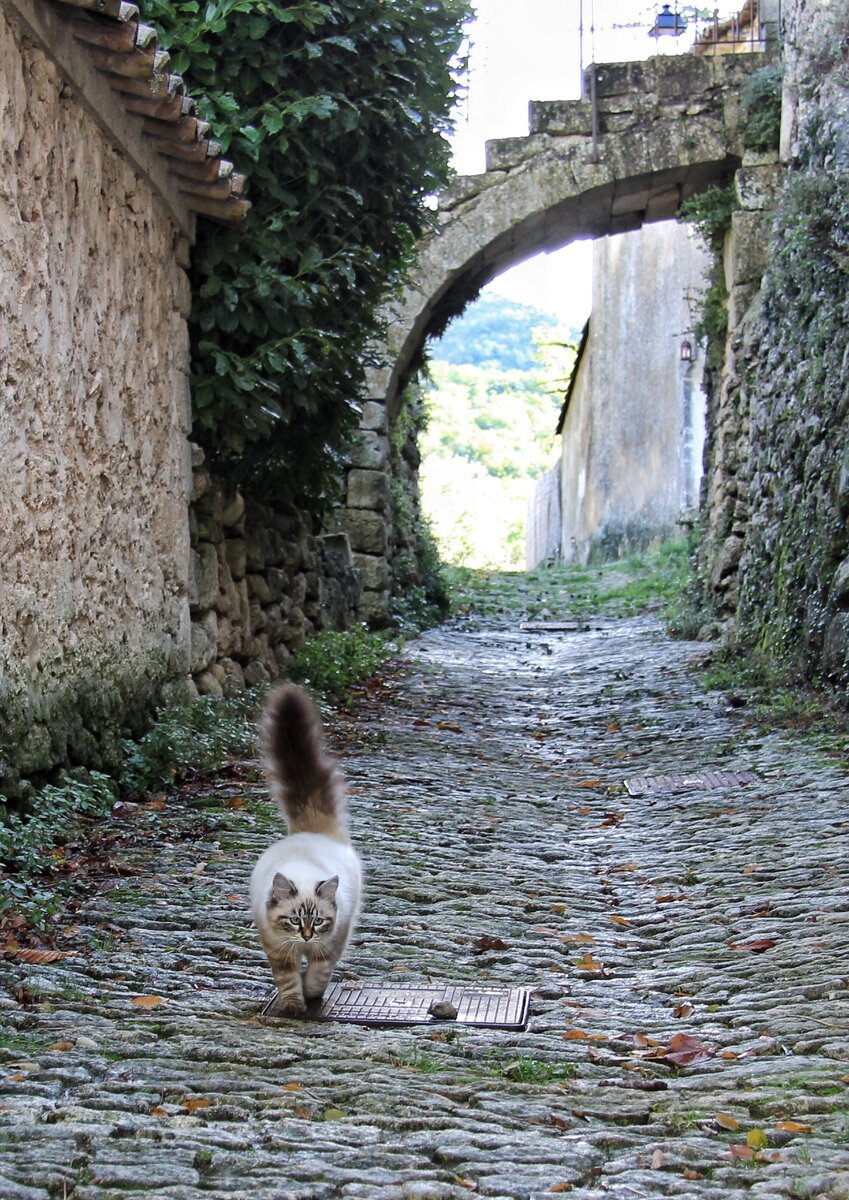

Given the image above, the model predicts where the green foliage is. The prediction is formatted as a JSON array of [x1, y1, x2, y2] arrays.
[[290, 627, 397, 699], [433, 293, 571, 371], [145, 0, 471, 511], [0, 773, 115, 924], [120, 692, 261, 795], [741, 63, 783, 152], [446, 538, 691, 622], [678, 184, 738, 367], [678, 184, 738, 252]]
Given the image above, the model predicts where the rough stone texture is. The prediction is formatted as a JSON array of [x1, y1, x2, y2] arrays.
[[352, 51, 768, 620], [0, 8, 192, 799], [347, 469, 391, 513], [558, 223, 710, 564], [187, 455, 363, 692], [2, 613, 849, 1198]]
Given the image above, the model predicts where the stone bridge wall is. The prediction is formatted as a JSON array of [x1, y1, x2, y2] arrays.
[[344, 51, 768, 622]]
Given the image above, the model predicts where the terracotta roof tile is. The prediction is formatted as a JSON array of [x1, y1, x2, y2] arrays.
[[49, 0, 249, 224]]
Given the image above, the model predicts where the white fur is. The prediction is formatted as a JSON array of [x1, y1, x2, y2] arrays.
[[250, 832, 362, 936]]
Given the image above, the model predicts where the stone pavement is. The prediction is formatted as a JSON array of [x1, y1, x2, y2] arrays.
[[2, 614, 849, 1200]]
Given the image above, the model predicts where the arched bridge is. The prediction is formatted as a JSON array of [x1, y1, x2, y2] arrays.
[[340, 49, 774, 622]]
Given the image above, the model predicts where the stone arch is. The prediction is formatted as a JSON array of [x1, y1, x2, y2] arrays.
[[342, 51, 768, 621]]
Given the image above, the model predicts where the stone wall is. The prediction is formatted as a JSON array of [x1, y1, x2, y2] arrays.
[[559, 222, 709, 564], [0, 9, 193, 801], [189, 451, 362, 696]]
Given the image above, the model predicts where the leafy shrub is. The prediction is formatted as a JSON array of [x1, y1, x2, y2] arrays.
[[120, 692, 262, 796], [0, 773, 115, 922], [741, 63, 783, 152], [145, 0, 471, 512], [290, 627, 397, 699], [678, 184, 739, 365]]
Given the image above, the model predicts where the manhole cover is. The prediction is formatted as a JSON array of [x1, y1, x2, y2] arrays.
[[624, 769, 759, 797], [262, 983, 530, 1029]]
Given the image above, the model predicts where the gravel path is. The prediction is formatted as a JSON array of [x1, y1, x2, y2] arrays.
[[2, 615, 848, 1199]]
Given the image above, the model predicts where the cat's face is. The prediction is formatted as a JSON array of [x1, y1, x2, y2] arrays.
[[267, 873, 339, 944]]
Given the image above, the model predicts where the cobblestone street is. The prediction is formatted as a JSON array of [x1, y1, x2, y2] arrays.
[[2, 613, 849, 1199]]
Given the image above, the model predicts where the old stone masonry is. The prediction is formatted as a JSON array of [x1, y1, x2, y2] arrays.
[[1, 613, 849, 1199]]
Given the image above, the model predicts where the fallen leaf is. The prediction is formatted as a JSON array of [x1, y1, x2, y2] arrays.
[[292, 1106, 312, 1120], [634, 1033, 664, 1049], [715, 1113, 741, 1131], [132, 995, 165, 1009], [322, 1107, 346, 1120], [563, 1029, 588, 1040], [775, 1120, 812, 1133], [682, 1168, 703, 1180], [550, 1185, 573, 1194], [609, 915, 632, 926], [730, 1144, 755, 1160], [663, 1033, 714, 1067], [728, 938, 776, 953], [655, 893, 688, 904], [473, 935, 509, 953], [747, 1128, 768, 1150], [226, 797, 246, 809], [151, 1106, 169, 1117], [454, 1178, 478, 1192], [575, 780, 602, 789], [225, 893, 242, 902], [650, 1149, 665, 1170], [436, 721, 463, 734], [573, 953, 604, 972], [672, 1003, 694, 1019], [606, 724, 620, 732], [8, 948, 76, 964], [720, 1050, 738, 1059], [282, 1082, 303, 1092], [181, 1097, 212, 1113], [549, 1114, 570, 1130], [47, 1041, 75, 1052]]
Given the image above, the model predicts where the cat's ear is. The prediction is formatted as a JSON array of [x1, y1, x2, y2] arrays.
[[269, 873, 297, 905], [316, 875, 339, 901]]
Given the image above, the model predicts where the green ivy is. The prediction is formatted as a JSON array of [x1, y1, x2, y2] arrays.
[[678, 184, 738, 366], [145, 0, 471, 512], [740, 63, 783, 153]]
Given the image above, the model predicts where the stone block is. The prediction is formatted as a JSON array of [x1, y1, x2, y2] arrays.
[[190, 611, 218, 673], [219, 489, 245, 528], [726, 210, 771, 290], [190, 543, 219, 613], [343, 509, 387, 555], [321, 532, 353, 568], [823, 612, 849, 682], [361, 401, 388, 433], [348, 430, 389, 471], [735, 163, 784, 212], [357, 589, 392, 629], [347, 468, 391, 512], [219, 657, 246, 695], [832, 558, 849, 608], [352, 552, 391, 592], [224, 538, 247, 581], [195, 670, 224, 698], [529, 99, 592, 136]]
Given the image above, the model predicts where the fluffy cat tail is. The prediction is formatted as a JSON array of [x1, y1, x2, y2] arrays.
[[262, 684, 350, 840]]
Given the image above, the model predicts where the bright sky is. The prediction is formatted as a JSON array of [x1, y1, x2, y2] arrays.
[[447, 1, 714, 327]]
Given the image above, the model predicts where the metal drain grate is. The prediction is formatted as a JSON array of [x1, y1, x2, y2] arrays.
[[262, 983, 530, 1029], [625, 769, 759, 797]]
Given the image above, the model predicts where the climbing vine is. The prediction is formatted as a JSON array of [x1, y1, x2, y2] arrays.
[[145, 0, 471, 512]]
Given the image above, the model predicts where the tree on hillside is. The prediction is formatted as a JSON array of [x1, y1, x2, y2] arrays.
[[146, 0, 471, 511]]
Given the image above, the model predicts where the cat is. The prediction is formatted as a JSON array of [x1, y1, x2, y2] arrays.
[[250, 684, 362, 1016]]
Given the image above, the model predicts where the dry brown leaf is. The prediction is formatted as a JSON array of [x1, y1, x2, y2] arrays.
[[575, 780, 602, 789], [609, 915, 632, 926], [550, 1185, 573, 1194], [563, 1029, 588, 1040], [48, 1041, 75, 1052], [650, 1149, 665, 1170], [663, 1032, 714, 1066], [672, 1003, 694, 1019], [634, 1033, 664, 1048], [282, 1082, 303, 1092], [730, 1144, 755, 1160], [775, 1120, 812, 1133], [728, 938, 776, 953], [682, 1168, 703, 1180], [715, 1113, 741, 1131], [436, 721, 463, 734], [151, 1106, 168, 1117], [9, 948, 76, 964], [132, 995, 165, 1009], [573, 953, 603, 971], [181, 1097, 212, 1113], [655, 893, 688, 904]]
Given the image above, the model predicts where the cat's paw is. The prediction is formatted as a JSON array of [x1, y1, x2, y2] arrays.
[[275, 995, 307, 1017]]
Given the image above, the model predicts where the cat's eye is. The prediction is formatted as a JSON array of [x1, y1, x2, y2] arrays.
[[286, 916, 299, 927], [314, 918, 326, 928]]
